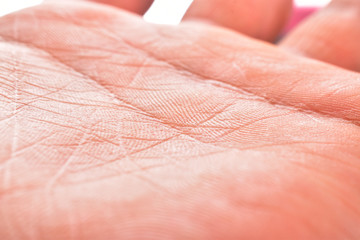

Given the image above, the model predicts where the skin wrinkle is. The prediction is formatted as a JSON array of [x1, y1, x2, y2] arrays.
[[216, 110, 296, 140], [11, 73, 217, 182], [141, 22, 360, 121], [1, 40, 164, 120], [0, 33, 356, 149], [2, 16, 359, 129], [0, 36, 240, 151], [4, 60, 19, 190], [0, 46, 162, 191], [57, 152, 189, 188], [1, 49, 358, 193], [1, 44, 29, 189], [59, 149, 226, 187], [0, 2, 360, 239], [45, 119, 97, 192], [72, 134, 203, 174], [57, 136, 360, 189], [0, 132, 59, 170], [0, 53, 124, 111], [4, 4, 357, 128], [102, 23, 360, 127]]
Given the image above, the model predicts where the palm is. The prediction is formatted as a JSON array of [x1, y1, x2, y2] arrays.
[[1, 1, 360, 239]]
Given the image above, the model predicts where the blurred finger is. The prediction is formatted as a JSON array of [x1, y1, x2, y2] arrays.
[[183, 0, 293, 41], [89, 0, 293, 42], [281, 0, 360, 71], [87, 0, 153, 14]]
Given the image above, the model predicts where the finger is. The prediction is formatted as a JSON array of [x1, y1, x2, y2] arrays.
[[183, 0, 293, 41], [86, 0, 153, 14], [281, 0, 360, 71], [89, 0, 293, 42]]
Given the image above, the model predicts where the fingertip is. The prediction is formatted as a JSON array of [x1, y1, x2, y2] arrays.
[[88, 0, 153, 15], [183, 0, 293, 41], [281, 0, 360, 71]]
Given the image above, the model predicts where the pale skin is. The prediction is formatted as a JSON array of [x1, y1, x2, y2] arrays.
[[0, 0, 360, 239]]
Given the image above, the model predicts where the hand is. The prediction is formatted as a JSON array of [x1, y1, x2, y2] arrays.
[[0, 1, 359, 239]]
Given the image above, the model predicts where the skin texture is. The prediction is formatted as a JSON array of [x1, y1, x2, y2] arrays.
[[0, 0, 360, 239], [281, 0, 360, 71]]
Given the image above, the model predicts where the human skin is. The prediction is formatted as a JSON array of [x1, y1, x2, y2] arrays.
[[281, 0, 360, 71], [0, 0, 360, 239]]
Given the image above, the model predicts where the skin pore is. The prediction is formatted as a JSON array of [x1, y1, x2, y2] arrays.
[[0, 0, 360, 239]]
